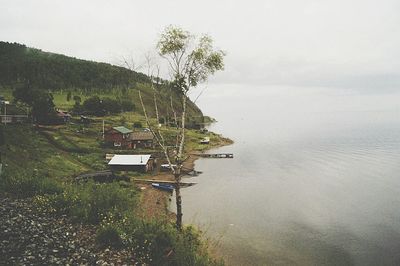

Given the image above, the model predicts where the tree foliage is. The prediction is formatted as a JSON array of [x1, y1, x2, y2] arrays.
[[0, 41, 149, 91], [79, 96, 135, 116], [143, 26, 225, 230], [12, 83, 57, 124], [157, 26, 225, 92]]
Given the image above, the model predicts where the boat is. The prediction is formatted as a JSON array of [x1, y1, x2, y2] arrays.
[[161, 164, 177, 169], [152, 183, 174, 192], [200, 137, 210, 144]]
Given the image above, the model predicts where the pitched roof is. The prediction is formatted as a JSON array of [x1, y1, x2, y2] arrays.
[[57, 110, 72, 117], [112, 126, 133, 134], [108, 154, 151, 166], [130, 131, 154, 141]]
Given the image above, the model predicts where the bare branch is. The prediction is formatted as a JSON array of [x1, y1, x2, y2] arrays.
[[138, 90, 175, 174]]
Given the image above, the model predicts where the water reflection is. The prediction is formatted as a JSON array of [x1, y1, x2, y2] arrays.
[[179, 85, 400, 265]]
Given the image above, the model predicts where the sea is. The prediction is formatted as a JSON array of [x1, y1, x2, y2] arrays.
[[175, 84, 400, 265]]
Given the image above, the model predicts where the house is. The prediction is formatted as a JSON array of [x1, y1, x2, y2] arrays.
[[105, 126, 133, 148], [1, 115, 28, 124], [130, 131, 154, 149], [56, 110, 72, 123], [108, 154, 153, 172]]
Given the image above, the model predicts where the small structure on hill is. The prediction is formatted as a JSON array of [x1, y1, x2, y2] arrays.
[[0, 115, 28, 124], [108, 154, 153, 172], [200, 137, 210, 144], [56, 110, 72, 123], [130, 131, 154, 149], [105, 126, 133, 148]]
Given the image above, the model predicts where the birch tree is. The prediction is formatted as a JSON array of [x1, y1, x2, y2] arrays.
[[140, 26, 225, 230]]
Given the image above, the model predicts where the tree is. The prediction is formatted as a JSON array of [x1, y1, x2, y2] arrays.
[[73, 95, 81, 104], [13, 83, 57, 124], [31, 92, 57, 124], [140, 26, 225, 230], [82, 96, 104, 116], [66, 91, 72, 101]]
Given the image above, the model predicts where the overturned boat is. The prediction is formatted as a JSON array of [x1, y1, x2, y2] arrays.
[[152, 183, 174, 192]]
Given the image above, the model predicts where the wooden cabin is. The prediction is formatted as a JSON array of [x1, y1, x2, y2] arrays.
[[105, 126, 133, 148], [130, 131, 154, 149], [108, 154, 153, 172]]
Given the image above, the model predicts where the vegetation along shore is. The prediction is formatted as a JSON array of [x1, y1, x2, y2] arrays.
[[0, 27, 232, 265]]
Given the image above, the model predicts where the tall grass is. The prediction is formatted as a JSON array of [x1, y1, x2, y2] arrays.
[[44, 181, 138, 224], [95, 216, 224, 266], [0, 170, 63, 197]]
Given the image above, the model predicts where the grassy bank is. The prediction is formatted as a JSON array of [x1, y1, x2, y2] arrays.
[[0, 118, 229, 264]]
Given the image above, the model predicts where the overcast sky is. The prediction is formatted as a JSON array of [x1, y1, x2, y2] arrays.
[[1, 0, 400, 91]]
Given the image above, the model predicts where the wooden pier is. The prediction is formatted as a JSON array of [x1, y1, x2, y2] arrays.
[[132, 178, 197, 187], [192, 153, 233, 158]]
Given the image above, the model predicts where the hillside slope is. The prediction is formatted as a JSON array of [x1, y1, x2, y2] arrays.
[[0, 41, 203, 119]]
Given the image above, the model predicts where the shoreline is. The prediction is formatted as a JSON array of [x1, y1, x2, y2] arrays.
[[135, 133, 233, 221]]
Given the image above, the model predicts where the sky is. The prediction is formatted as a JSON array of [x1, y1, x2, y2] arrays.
[[1, 0, 400, 91]]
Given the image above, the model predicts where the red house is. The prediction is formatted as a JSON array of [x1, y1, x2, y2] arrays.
[[104, 126, 133, 148]]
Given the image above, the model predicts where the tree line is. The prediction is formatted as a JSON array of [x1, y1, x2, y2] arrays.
[[0, 41, 149, 91]]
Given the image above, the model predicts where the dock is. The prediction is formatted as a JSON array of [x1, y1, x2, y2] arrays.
[[132, 178, 197, 187], [192, 153, 234, 158]]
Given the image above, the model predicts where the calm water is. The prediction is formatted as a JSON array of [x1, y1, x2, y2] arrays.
[[177, 85, 400, 265]]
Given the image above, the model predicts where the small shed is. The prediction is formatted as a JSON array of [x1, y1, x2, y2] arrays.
[[108, 154, 153, 172], [130, 131, 154, 149], [105, 126, 133, 148], [1, 115, 28, 124], [56, 110, 72, 123]]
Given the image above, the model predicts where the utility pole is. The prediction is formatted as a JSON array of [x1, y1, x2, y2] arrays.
[[3, 101, 9, 126], [102, 119, 105, 139]]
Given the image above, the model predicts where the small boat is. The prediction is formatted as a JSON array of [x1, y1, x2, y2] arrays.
[[200, 137, 210, 144], [161, 164, 177, 169], [152, 183, 174, 192]]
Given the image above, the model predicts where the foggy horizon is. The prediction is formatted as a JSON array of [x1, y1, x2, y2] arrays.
[[1, 0, 399, 91]]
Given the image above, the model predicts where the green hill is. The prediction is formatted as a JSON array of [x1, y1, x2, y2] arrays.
[[0, 41, 203, 119]]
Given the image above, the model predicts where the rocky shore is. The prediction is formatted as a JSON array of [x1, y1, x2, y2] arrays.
[[0, 196, 134, 265]]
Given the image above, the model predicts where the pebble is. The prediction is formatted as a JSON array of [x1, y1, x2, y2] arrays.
[[0, 196, 136, 265]]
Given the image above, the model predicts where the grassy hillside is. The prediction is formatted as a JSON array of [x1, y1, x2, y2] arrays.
[[0, 41, 203, 119], [0, 122, 227, 265], [0, 41, 226, 265]]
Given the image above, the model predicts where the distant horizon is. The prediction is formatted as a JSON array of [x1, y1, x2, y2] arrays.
[[2, 0, 399, 91]]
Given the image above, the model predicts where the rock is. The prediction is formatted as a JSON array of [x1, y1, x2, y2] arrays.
[[0, 196, 135, 265]]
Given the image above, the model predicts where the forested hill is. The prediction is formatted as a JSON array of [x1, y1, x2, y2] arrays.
[[0, 41, 203, 119], [0, 41, 149, 90]]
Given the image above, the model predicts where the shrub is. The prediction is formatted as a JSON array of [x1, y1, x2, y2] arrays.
[[120, 218, 223, 266], [102, 97, 120, 114], [96, 225, 123, 248], [82, 96, 104, 116]]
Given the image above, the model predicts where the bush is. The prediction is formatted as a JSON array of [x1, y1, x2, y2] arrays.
[[82, 96, 104, 116], [0, 170, 63, 197], [102, 97, 120, 114], [119, 218, 223, 266], [81, 96, 133, 115], [96, 225, 123, 248]]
